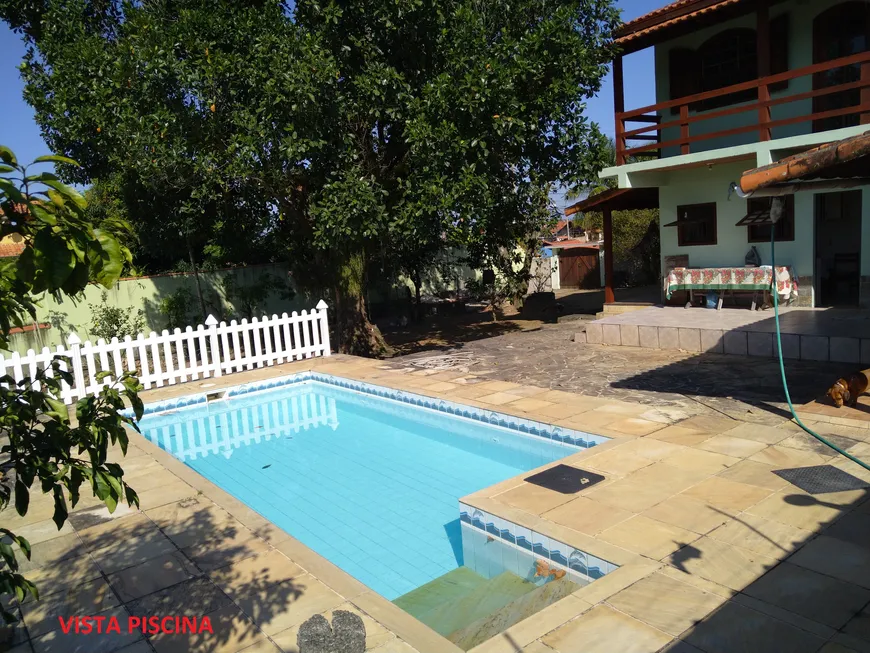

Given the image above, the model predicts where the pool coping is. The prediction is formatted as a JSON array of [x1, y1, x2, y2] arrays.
[[127, 362, 642, 653]]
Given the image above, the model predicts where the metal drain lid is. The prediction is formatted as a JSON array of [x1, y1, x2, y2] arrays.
[[773, 464, 869, 495], [525, 464, 605, 494]]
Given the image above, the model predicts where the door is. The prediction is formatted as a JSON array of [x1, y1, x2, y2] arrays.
[[558, 250, 601, 289], [814, 190, 863, 306]]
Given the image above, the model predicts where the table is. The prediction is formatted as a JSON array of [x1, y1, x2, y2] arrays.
[[665, 266, 798, 309]]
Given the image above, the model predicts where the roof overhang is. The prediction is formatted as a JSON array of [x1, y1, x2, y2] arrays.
[[564, 187, 659, 216], [738, 130, 870, 195]]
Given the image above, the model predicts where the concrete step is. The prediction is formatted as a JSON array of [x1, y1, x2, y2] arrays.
[[393, 567, 486, 620]]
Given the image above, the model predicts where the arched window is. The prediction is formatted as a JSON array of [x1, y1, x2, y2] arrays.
[[813, 1, 870, 132]]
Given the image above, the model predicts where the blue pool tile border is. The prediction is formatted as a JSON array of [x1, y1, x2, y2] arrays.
[[128, 371, 610, 449], [458, 501, 617, 583]]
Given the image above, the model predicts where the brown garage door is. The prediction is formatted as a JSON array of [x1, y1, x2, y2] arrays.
[[559, 249, 601, 289]]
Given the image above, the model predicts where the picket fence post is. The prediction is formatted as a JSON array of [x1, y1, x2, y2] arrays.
[[66, 333, 86, 400], [206, 315, 222, 378], [316, 300, 331, 356]]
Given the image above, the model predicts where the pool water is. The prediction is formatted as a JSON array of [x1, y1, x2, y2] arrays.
[[136, 379, 580, 600]]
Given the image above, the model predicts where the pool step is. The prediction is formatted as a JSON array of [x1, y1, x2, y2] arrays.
[[412, 571, 538, 638], [393, 567, 488, 619], [447, 577, 581, 650]]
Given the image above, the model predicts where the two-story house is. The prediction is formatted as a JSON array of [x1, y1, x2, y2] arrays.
[[568, 0, 870, 308]]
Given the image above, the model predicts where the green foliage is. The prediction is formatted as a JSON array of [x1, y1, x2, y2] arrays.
[[89, 291, 146, 341], [2, 0, 619, 354], [220, 273, 295, 321], [158, 288, 194, 330], [0, 147, 142, 620]]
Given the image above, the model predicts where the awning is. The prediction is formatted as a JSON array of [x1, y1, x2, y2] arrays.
[[739, 130, 870, 194], [564, 187, 659, 216]]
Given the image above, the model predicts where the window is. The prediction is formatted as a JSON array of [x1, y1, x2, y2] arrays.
[[746, 196, 795, 242], [697, 29, 758, 110], [676, 203, 717, 246]]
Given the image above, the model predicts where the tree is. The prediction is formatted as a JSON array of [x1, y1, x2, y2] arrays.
[[0, 147, 142, 620], [2, 0, 619, 356]]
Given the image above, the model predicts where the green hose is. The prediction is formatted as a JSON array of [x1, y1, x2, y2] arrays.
[[771, 228, 870, 472]]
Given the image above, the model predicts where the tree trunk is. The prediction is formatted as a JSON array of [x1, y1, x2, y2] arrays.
[[336, 251, 391, 358], [411, 267, 422, 323], [186, 235, 207, 321]]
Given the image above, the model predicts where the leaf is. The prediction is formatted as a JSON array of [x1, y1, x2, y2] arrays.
[[90, 230, 124, 287], [0, 164, 14, 173], [13, 479, 28, 517], [15, 534, 31, 560], [0, 146, 17, 165], [51, 486, 68, 530], [33, 230, 76, 290], [38, 179, 87, 210], [32, 154, 81, 167], [45, 396, 69, 421]]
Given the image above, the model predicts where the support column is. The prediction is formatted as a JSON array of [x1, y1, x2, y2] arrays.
[[603, 207, 615, 304], [613, 55, 625, 165], [757, 0, 772, 141]]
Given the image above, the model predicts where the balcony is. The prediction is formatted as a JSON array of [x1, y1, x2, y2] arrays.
[[615, 51, 870, 165]]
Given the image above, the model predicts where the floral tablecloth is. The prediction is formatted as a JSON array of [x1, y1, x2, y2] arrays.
[[665, 266, 798, 301]]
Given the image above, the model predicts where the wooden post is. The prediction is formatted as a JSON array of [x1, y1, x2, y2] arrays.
[[603, 207, 615, 304], [757, 0, 772, 140], [613, 55, 626, 165], [861, 61, 870, 125], [680, 105, 690, 155]]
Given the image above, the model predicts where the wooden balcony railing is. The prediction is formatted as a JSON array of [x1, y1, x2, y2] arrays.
[[615, 50, 870, 165]]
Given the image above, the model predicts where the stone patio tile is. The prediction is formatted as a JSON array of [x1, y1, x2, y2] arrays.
[[747, 489, 851, 530], [747, 332, 773, 358], [598, 515, 698, 559], [585, 323, 603, 344], [135, 480, 198, 510], [181, 529, 271, 572], [149, 604, 266, 653], [731, 592, 836, 640], [638, 325, 659, 348], [789, 536, 870, 589], [723, 331, 747, 356], [603, 418, 666, 436], [715, 459, 789, 490], [620, 462, 710, 496], [678, 415, 739, 435], [659, 327, 680, 351], [496, 483, 577, 515], [477, 392, 523, 406], [30, 606, 142, 653], [89, 527, 178, 575], [18, 533, 84, 573], [76, 512, 152, 549], [678, 328, 701, 353], [443, 384, 496, 399], [749, 445, 829, 467], [270, 601, 396, 653], [502, 385, 550, 397], [474, 380, 523, 393], [536, 389, 604, 406], [825, 510, 870, 549], [801, 335, 830, 362], [10, 518, 75, 546], [680, 477, 773, 513], [582, 479, 674, 513], [742, 562, 870, 629], [620, 438, 686, 462], [208, 550, 304, 598], [421, 381, 459, 393], [662, 449, 740, 475], [594, 403, 650, 417], [127, 577, 232, 617], [145, 497, 239, 548], [541, 497, 633, 536], [369, 641, 420, 653], [681, 600, 824, 653], [707, 513, 811, 559], [841, 604, 870, 647], [644, 495, 734, 535], [621, 324, 640, 347], [535, 403, 595, 420], [607, 571, 727, 637], [508, 398, 555, 413], [648, 426, 713, 447], [236, 640, 283, 653], [233, 574, 343, 636], [666, 537, 777, 591], [602, 324, 621, 345], [20, 577, 120, 638], [107, 550, 199, 603], [583, 449, 654, 476], [781, 432, 862, 458], [561, 411, 623, 431], [697, 435, 768, 459], [541, 604, 672, 653], [700, 330, 724, 353], [831, 337, 861, 364], [21, 554, 104, 599], [69, 500, 142, 532]]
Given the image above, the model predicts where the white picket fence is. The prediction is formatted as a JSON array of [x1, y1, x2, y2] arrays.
[[0, 300, 331, 404]]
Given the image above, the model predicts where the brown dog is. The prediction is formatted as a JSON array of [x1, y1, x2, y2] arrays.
[[828, 371, 870, 408]]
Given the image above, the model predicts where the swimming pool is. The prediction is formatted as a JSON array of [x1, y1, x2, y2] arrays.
[[135, 373, 609, 603]]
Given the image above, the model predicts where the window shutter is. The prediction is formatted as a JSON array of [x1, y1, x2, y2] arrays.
[[770, 13, 789, 91], [668, 47, 700, 115]]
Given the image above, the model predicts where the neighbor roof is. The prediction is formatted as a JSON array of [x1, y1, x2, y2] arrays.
[[564, 187, 659, 216]]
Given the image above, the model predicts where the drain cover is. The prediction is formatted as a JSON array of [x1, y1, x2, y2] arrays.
[[773, 465, 869, 495], [525, 464, 605, 494]]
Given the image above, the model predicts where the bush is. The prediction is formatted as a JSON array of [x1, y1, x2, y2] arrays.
[[89, 292, 146, 341], [158, 287, 194, 330]]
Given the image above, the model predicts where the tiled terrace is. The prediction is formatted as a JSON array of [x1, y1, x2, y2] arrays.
[[586, 306, 870, 364], [4, 354, 870, 653]]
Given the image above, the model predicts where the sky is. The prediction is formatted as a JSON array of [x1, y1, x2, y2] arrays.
[[0, 0, 661, 202]]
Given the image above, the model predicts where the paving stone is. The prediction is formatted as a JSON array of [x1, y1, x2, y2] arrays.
[[585, 323, 602, 345], [831, 337, 861, 364], [542, 605, 672, 653], [108, 550, 199, 603], [700, 330, 724, 353], [30, 606, 142, 653], [747, 332, 773, 358], [678, 329, 701, 353], [780, 333, 801, 360], [638, 326, 659, 349], [658, 327, 680, 350], [21, 578, 120, 638], [620, 325, 640, 347], [602, 324, 621, 346], [801, 336, 829, 362], [723, 331, 747, 356]]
